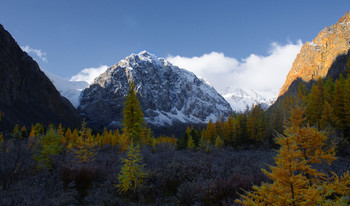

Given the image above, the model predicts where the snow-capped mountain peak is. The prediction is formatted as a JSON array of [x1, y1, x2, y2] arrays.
[[78, 51, 233, 128], [220, 87, 277, 112]]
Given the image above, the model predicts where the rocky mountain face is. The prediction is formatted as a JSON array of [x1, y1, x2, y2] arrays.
[[279, 11, 350, 97], [78, 51, 233, 130], [0, 24, 81, 130], [220, 87, 277, 112]]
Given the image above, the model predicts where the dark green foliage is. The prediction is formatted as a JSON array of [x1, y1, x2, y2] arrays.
[[177, 132, 189, 150], [176, 127, 203, 150], [306, 78, 324, 125]]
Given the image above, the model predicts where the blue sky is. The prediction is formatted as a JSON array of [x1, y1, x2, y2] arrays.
[[0, 0, 349, 92]]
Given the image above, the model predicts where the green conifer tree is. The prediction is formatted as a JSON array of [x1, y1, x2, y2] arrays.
[[320, 100, 336, 129], [12, 124, 20, 139], [187, 135, 195, 149], [344, 75, 350, 137], [122, 82, 145, 144], [333, 76, 345, 133], [215, 136, 224, 148], [324, 77, 334, 104], [307, 78, 324, 126]]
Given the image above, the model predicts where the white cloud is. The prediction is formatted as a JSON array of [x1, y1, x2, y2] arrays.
[[70, 65, 108, 84], [21, 45, 48, 62], [167, 40, 303, 95]]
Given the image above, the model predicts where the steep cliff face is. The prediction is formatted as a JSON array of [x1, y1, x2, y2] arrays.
[[79, 51, 233, 129], [279, 11, 350, 97], [0, 24, 81, 130]]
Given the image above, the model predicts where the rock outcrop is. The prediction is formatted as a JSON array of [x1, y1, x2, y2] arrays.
[[78, 51, 233, 130], [279, 11, 350, 97], [0, 24, 81, 130]]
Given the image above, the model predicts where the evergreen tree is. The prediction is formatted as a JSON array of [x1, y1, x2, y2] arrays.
[[307, 78, 324, 126], [116, 143, 146, 193], [224, 116, 235, 146], [297, 81, 307, 103], [189, 127, 201, 147], [215, 136, 224, 148], [237, 103, 350, 205], [58, 123, 64, 137], [176, 132, 189, 150], [20, 126, 27, 139], [246, 105, 265, 144], [29, 123, 44, 147], [333, 76, 345, 133], [63, 127, 72, 145], [122, 82, 145, 144], [187, 134, 195, 149], [344, 75, 350, 137], [205, 120, 216, 144], [117, 81, 148, 194], [324, 77, 334, 104], [12, 124, 20, 139], [320, 100, 336, 129]]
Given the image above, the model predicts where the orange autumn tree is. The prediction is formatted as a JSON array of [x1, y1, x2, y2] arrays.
[[237, 102, 350, 205]]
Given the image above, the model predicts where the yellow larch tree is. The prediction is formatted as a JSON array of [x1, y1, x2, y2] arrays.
[[237, 103, 350, 205], [70, 122, 98, 163], [116, 82, 147, 193]]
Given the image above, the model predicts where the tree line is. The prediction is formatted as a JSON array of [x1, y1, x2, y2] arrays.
[[176, 57, 350, 151]]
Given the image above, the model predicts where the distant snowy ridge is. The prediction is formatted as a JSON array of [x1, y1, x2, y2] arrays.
[[220, 87, 277, 112], [44, 71, 89, 108]]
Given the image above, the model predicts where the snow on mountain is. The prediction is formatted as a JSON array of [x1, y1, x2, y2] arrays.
[[44, 71, 89, 108], [43, 51, 277, 119], [220, 87, 277, 112], [78, 51, 233, 128]]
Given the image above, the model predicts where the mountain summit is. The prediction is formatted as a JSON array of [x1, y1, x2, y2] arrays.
[[78, 51, 233, 130], [279, 11, 350, 97]]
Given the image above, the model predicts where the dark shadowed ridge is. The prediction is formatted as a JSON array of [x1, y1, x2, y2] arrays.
[[0, 24, 81, 131]]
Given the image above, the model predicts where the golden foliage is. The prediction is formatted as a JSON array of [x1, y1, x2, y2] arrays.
[[237, 104, 350, 205], [116, 143, 146, 193]]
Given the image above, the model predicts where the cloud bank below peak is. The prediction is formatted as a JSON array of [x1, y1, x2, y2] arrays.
[[70, 65, 108, 84], [166, 40, 303, 96]]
